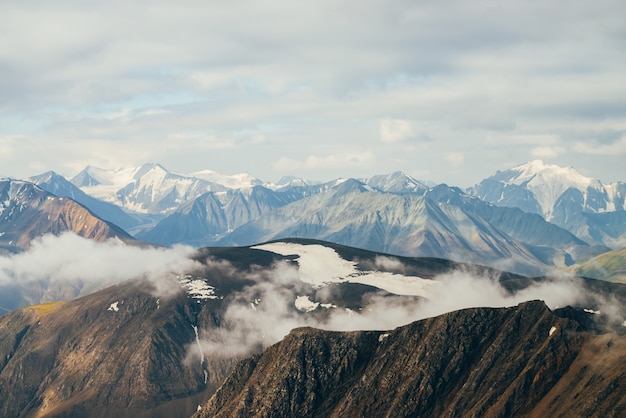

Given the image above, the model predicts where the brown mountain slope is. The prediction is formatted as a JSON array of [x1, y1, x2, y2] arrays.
[[574, 247, 626, 283], [0, 180, 133, 252], [0, 281, 238, 418], [194, 301, 626, 418]]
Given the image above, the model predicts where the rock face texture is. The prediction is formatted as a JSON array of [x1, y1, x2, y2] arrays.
[[194, 301, 626, 418], [0, 284, 236, 418], [0, 180, 134, 252]]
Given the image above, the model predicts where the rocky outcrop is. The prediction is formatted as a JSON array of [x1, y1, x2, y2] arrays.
[[195, 301, 626, 418]]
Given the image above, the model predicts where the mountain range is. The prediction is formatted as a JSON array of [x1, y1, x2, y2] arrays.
[[195, 300, 626, 418], [1, 239, 625, 417], [0, 160, 623, 416], [7, 159, 618, 277]]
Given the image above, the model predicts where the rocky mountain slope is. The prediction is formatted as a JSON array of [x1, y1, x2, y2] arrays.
[[0, 180, 134, 253], [218, 180, 594, 275], [30, 171, 142, 231], [0, 238, 624, 417], [195, 300, 626, 418], [0, 240, 453, 417]]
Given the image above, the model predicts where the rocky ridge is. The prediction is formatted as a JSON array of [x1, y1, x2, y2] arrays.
[[195, 300, 626, 418]]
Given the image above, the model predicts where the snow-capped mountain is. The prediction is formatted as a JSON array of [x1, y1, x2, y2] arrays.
[[30, 171, 141, 230], [71, 163, 228, 214], [469, 160, 626, 247], [362, 171, 429, 194], [186, 169, 265, 189], [136, 186, 302, 246], [217, 179, 583, 275], [470, 160, 626, 220]]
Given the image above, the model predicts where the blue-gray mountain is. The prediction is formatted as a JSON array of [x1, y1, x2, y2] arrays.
[[15, 160, 626, 276], [469, 160, 626, 247]]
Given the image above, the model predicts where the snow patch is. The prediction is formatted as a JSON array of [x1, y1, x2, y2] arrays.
[[252, 242, 436, 297], [583, 308, 601, 315], [295, 296, 320, 312], [549, 326, 557, 336], [107, 301, 119, 312], [379, 333, 390, 342], [178, 275, 218, 300]]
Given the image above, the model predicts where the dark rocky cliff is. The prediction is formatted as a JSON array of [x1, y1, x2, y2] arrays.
[[194, 301, 626, 418]]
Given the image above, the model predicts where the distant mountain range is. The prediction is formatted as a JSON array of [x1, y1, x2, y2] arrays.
[[0, 160, 616, 276]]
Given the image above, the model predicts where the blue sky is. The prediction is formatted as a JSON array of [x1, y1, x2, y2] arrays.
[[1, 0, 625, 186]]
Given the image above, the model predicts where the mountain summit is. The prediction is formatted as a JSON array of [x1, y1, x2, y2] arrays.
[[470, 160, 626, 247], [471, 160, 625, 220]]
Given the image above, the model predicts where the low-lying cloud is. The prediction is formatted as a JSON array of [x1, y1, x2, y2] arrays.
[[192, 260, 623, 360], [0, 232, 200, 307]]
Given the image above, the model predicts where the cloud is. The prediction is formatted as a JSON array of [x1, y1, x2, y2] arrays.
[[0, 232, 200, 304], [273, 151, 375, 172], [190, 260, 620, 360], [1, 1, 625, 185], [379, 118, 414, 143], [531, 145, 566, 158]]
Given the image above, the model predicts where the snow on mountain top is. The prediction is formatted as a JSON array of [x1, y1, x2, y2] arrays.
[[364, 171, 428, 193], [187, 169, 263, 189], [506, 160, 595, 190], [252, 242, 437, 297]]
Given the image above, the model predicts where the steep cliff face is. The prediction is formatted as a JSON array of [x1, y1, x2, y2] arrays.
[[195, 301, 626, 418]]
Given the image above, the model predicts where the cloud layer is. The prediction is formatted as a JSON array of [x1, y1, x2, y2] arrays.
[[0, 232, 200, 306], [192, 261, 623, 359], [0, 1, 625, 185]]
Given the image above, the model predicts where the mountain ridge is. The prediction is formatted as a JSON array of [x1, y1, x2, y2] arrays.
[[194, 300, 626, 418]]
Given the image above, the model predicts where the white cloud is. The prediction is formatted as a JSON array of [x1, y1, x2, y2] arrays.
[[531, 145, 566, 158], [0, 233, 200, 302], [0, 1, 625, 184], [273, 151, 375, 172], [379, 118, 414, 143], [190, 260, 620, 359]]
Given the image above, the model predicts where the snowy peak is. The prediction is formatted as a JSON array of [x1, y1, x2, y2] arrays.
[[70, 164, 228, 214], [364, 171, 428, 194], [470, 161, 626, 243], [495, 160, 596, 190], [188, 169, 264, 189]]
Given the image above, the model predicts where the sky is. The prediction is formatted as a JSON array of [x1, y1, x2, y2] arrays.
[[1, 0, 625, 187]]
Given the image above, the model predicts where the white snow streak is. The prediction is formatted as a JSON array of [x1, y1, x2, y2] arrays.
[[107, 302, 119, 312]]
